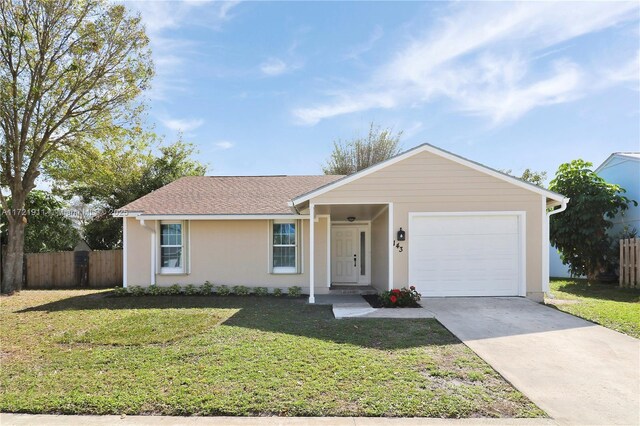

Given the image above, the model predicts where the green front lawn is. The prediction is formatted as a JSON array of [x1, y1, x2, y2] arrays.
[[0, 290, 543, 418], [547, 279, 640, 338]]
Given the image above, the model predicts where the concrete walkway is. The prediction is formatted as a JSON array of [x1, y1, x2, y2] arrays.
[[0, 413, 558, 425], [424, 297, 640, 426], [314, 294, 435, 319]]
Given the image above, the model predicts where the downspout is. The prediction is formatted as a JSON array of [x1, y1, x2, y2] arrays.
[[544, 198, 569, 293], [139, 219, 157, 286]]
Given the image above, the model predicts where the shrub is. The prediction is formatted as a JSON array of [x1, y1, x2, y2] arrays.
[[112, 287, 129, 297], [272, 288, 282, 297], [184, 284, 198, 295], [167, 284, 182, 295], [288, 286, 302, 297], [232, 285, 250, 296], [216, 285, 231, 296], [201, 281, 213, 295], [129, 286, 145, 296], [380, 286, 421, 307], [254, 287, 268, 296], [146, 284, 162, 296]]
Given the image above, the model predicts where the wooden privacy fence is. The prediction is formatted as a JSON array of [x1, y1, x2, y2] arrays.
[[25, 250, 123, 289], [619, 238, 639, 288]]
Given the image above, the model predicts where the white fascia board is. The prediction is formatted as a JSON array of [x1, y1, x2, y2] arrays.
[[595, 153, 616, 174], [291, 143, 567, 205], [135, 214, 309, 221]]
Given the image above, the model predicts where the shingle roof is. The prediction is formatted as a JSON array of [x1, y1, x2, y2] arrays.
[[120, 175, 344, 215]]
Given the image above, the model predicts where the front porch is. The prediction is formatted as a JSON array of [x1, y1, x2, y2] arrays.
[[328, 285, 378, 295], [304, 202, 393, 303]]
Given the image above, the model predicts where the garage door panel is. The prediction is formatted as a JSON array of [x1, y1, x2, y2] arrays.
[[413, 235, 517, 254], [409, 214, 521, 297], [412, 215, 519, 237]]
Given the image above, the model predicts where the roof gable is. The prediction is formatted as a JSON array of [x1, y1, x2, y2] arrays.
[[595, 152, 640, 174], [291, 143, 567, 206]]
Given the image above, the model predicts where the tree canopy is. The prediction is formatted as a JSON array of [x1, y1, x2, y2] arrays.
[[1, 190, 80, 253], [520, 169, 547, 187], [323, 123, 402, 175], [49, 133, 207, 249], [502, 168, 547, 187], [549, 159, 636, 280]]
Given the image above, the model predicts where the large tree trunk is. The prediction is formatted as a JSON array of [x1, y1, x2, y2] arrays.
[[1, 195, 27, 294], [2, 219, 26, 294]]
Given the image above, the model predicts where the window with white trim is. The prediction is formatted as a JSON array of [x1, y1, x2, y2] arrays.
[[160, 222, 184, 273], [272, 221, 297, 273]]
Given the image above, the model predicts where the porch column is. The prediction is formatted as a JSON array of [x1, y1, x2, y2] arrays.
[[122, 217, 128, 288], [388, 202, 394, 290], [309, 204, 315, 303], [326, 217, 331, 288]]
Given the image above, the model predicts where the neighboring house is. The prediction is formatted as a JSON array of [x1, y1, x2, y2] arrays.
[[549, 152, 640, 278], [596, 153, 640, 235], [119, 144, 568, 302]]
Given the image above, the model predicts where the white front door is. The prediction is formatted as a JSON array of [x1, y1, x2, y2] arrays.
[[331, 226, 358, 283]]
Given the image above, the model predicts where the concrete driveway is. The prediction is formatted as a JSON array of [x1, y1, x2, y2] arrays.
[[424, 297, 640, 426]]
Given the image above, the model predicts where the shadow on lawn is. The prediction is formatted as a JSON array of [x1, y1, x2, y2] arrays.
[[17, 292, 456, 350], [552, 280, 640, 303]]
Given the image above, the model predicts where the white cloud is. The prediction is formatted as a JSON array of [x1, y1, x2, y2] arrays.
[[294, 92, 397, 125], [215, 140, 235, 150], [259, 33, 306, 77], [455, 60, 584, 124], [260, 58, 288, 76], [344, 26, 384, 60], [132, 1, 240, 33], [128, 1, 241, 100], [218, 1, 241, 21], [161, 117, 204, 132], [293, 2, 638, 125], [600, 51, 640, 86], [403, 121, 424, 139]]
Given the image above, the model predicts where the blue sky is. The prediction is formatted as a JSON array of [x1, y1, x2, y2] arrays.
[[127, 0, 640, 182]]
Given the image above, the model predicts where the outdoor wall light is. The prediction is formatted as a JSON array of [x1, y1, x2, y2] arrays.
[[347, 216, 356, 222], [397, 227, 406, 241]]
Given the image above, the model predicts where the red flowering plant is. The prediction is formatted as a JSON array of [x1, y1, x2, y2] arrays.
[[379, 286, 421, 307]]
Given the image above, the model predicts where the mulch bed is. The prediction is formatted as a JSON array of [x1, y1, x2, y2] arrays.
[[362, 294, 421, 308]]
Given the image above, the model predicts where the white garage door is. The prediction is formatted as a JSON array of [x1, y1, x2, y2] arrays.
[[409, 213, 523, 297]]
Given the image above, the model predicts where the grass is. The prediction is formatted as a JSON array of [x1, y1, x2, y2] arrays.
[[0, 290, 544, 418], [547, 279, 640, 338]]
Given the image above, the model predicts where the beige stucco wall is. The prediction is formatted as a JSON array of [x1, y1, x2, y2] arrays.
[[125, 217, 330, 294], [310, 150, 545, 300], [371, 208, 389, 292], [125, 217, 152, 286]]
